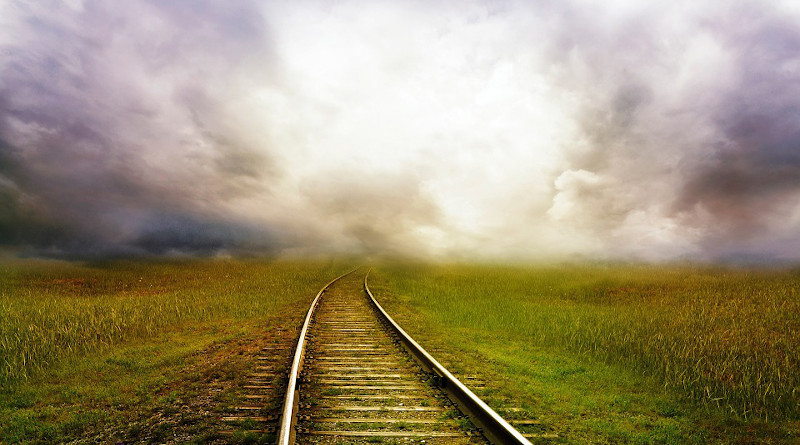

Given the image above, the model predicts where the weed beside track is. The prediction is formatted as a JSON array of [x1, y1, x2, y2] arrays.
[[371, 263, 800, 443], [0, 259, 344, 382], [0, 259, 350, 443]]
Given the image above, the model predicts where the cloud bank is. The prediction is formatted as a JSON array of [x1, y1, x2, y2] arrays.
[[1, 0, 799, 261]]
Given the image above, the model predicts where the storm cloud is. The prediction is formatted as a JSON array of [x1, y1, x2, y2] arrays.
[[1, 0, 799, 261]]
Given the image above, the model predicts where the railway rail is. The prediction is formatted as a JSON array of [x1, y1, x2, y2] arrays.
[[270, 268, 534, 445]]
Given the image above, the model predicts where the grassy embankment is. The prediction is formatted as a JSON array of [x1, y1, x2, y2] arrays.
[[370, 263, 800, 444], [0, 259, 347, 444]]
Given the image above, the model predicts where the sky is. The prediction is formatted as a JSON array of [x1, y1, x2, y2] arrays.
[[1, 0, 800, 262]]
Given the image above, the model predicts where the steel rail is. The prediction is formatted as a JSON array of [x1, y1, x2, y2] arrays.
[[276, 267, 359, 445], [364, 269, 533, 445]]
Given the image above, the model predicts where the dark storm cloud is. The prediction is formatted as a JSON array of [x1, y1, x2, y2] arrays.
[[0, 0, 279, 257], [674, 7, 800, 250], [0, 137, 72, 246], [3, 0, 800, 261], [540, 1, 800, 260], [129, 212, 283, 256]]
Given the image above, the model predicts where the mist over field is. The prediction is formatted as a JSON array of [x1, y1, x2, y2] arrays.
[[2, 0, 800, 261]]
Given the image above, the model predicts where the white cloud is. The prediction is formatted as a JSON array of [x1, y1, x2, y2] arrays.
[[2, 0, 800, 261]]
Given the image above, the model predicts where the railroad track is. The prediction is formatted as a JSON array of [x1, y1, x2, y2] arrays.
[[270, 268, 535, 445]]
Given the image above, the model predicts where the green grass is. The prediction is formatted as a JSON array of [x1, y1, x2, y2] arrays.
[[2, 320, 238, 443], [370, 262, 800, 443], [5, 259, 800, 443], [0, 258, 344, 382], [0, 258, 350, 443]]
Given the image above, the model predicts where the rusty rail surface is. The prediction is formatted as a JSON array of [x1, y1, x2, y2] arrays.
[[276, 267, 358, 445], [363, 269, 532, 445]]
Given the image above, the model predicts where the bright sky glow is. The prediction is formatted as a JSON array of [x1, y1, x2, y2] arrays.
[[2, 0, 800, 262]]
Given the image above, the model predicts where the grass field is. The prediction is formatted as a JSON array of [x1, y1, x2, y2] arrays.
[[3, 259, 799, 443], [0, 258, 348, 443], [369, 263, 800, 444]]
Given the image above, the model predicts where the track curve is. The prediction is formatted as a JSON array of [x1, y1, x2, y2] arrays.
[[277, 269, 532, 445]]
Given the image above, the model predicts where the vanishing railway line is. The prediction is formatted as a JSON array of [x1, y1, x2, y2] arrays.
[[292, 272, 485, 444], [222, 268, 539, 444]]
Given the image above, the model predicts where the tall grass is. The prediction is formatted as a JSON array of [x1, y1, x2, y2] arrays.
[[0, 259, 345, 382], [377, 263, 800, 420]]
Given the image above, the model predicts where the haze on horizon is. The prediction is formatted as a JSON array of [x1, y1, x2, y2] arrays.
[[1, 0, 800, 262]]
